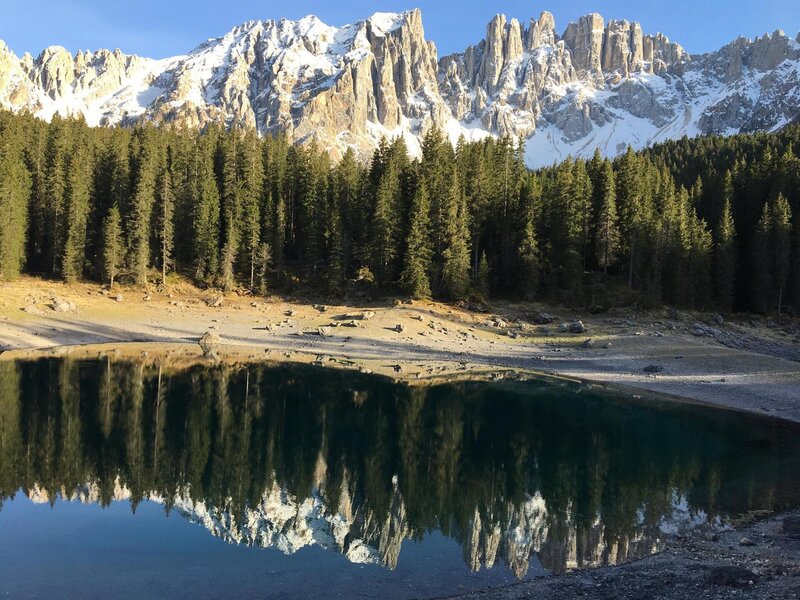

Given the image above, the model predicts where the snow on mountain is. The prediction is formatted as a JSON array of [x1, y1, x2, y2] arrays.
[[1, 10, 799, 167]]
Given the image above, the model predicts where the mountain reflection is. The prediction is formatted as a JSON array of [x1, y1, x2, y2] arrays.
[[1, 358, 799, 578]]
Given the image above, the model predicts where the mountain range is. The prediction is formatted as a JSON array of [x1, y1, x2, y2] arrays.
[[1, 9, 799, 167]]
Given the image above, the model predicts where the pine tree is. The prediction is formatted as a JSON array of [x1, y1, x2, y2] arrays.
[[61, 138, 93, 282], [255, 242, 271, 295], [238, 130, 264, 289], [772, 193, 792, 314], [155, 163, 175, 288], [42, 118, 68, 275], [440, 172, 471, 299], [103, 205, 123, 290], [193, 136, 221, 283], [0, 123, 31, 280], [714, 172, 737, 312], [476, 252, 490, 297], [400, 181, 432, 299], [369, 166, 402, 287], [219, 132, 241, 290], [753, 201, 773, 313], [593, 159, 620, 274], [128, 128, 160, 285]]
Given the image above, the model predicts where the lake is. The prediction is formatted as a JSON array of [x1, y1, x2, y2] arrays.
[[0, 358, 799, 598]]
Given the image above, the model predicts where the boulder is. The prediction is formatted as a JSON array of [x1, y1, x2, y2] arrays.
[[199, 331, 223, 357], [782, 516, 800, 535], [531, 311, 556, 324], [707, 566, 758, 587], [560, 320, 587, 334], [49, 297, 76, 312]]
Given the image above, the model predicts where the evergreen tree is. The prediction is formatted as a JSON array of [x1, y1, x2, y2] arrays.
[[42, 118, 68, 275], [193, 136, 221, 283], [61, 137, 93, 281], [219, 132, 241, 290], [772, 193, 792, 314], [103, 205, 123, 290], [238, 130, 264, 289], [439, 172, 471, 299], [0, 122, 31, 280], [714, 172, 737, 312], [476, 252, 490, 297], [593, 159, 620, 274], [155, 162, 175, 287], [400, 180, 432, 299], [128, 128, 160, 285]]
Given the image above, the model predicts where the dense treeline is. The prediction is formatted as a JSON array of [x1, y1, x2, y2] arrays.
[[0, 110, 798, 314]]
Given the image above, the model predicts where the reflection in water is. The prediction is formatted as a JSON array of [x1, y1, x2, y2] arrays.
[[1, 358, 799, 579]]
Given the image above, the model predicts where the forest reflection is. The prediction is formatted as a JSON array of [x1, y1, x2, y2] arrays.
[[0, 358, 798, 578]]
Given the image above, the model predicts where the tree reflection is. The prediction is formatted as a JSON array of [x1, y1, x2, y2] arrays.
[[0, 358, 798, 576]]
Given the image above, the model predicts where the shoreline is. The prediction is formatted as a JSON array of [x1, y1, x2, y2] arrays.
[[2, 276, 800, 423]]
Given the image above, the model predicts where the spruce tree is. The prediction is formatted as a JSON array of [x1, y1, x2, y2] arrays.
[[193, 137, 221, 283], [155, 163, 175, 287], [238, 130, 264, 289], [714, 172, 737, 312], [772, 193, 792, 314], [0, 125, 31, 280], [219, 132, 241, 290], [128, 128, 160, 285], [440, 172, 471, 299], [103, 205, 123, 290], [400, 181, 432, 299], [593, 159, 620, 274], [476, 252, 490, 297], [753, 201, 773, 313], [61, 137, 93, 281]]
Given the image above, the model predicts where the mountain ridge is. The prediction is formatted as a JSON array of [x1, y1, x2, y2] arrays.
[[1, 9, 799, 167]]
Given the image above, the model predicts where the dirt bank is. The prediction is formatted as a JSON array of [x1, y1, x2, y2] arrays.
[[1, 276, 799, 422]]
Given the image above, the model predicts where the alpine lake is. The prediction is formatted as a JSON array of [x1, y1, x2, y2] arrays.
[[0, 358, 798, 599]]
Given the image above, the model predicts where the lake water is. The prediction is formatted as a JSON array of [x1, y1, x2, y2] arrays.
[[0, 358, 799, 599]]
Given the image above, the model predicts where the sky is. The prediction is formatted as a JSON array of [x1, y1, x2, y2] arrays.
[[1, 0, 799, 59]]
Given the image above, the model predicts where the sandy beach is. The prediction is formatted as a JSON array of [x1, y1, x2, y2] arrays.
[[1, 276, 799, 423]]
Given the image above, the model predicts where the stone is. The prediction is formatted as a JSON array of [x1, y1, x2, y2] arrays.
[[114, 294, 124, 303], [394, 324, 405, 333], [561, 320, 586, 334], [314, 304, 328, 313], [531, 312, 556, 325], [199, 331, 223, 357], [22, 305, 44, 316], [581, 338, 595, 349], [49, 297, 75, 312], [782, 516, 800, 535], [207, 296, 224, 308], [359, 311, 376, 321], [739, 537, 755, 546], [707, 566, 759, 587], [318, 327, 332, 337]]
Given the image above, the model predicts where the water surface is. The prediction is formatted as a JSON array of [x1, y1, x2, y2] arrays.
[[0, 359, 798, 598]]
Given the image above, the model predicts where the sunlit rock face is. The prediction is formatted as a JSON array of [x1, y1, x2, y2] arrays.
[[1, 11, 799, 166]]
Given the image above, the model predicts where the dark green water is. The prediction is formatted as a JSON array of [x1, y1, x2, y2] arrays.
[[0, 359, 799, 599]]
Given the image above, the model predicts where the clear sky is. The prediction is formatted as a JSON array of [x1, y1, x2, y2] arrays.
[[1, 0, 799, 59]]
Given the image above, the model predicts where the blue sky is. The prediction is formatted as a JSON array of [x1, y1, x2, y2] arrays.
[[1, 0, 799, 58]]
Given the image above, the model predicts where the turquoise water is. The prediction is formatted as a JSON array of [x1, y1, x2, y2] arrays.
[[0, 359, 798, 599]]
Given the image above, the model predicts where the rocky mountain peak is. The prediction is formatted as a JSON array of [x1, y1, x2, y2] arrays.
[[0, 8, 798, 167]]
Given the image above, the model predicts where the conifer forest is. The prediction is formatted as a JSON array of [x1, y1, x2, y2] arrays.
[[0, 110, 798, 315]]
